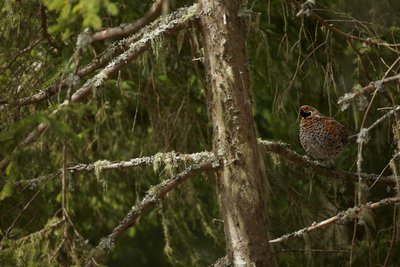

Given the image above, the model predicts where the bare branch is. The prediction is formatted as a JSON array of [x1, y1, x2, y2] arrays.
[[85, 159, 220, 267], [92, 0, 165, 42], [258, 139, 396, 186], [269, 197, 400, 243]]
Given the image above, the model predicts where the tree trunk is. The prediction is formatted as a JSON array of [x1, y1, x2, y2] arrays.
[[199, 1, 273, 266]]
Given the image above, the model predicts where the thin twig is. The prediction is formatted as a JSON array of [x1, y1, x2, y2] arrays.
[[61, 142, 67, 220], [0, 189, 41, 249]]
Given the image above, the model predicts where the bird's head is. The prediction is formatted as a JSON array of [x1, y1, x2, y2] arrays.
[[299, 105, 321, 119]]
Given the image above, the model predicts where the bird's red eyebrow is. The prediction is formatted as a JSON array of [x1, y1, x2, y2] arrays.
[[302, 105, 309, 111]]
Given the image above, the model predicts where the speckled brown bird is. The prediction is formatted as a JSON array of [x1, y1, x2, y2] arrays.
[[299, 105, 349, 160]]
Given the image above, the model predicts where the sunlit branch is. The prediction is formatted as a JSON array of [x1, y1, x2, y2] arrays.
[[85, 159, 220, 267], [258, 139, 396, 186], [269, 197, 400, 243]]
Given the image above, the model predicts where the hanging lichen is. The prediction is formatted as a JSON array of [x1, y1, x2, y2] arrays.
[[93, 160, 111, 191]]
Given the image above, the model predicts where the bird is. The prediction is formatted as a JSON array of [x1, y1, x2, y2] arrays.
[[299, 105, 349, 161]]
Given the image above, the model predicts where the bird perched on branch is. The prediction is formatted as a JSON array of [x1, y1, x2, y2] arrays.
[[299, 105, 349, 161]]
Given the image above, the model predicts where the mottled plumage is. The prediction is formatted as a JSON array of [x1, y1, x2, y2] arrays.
[[299, 105, 349, 160]]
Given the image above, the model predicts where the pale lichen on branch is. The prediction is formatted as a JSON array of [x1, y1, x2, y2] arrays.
[[269, 197, 400, 243]]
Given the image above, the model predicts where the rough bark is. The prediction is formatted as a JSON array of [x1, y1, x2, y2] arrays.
[[199, 1, 273, 266]]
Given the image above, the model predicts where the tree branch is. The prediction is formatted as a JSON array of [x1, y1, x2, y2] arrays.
[[269, 197, 400, 243], [258, 139, 396, 186], [85, 158, 220, 266], [92, 0, 165, 42], [338, 74, 400, 109], [16, 151, 214, 187]]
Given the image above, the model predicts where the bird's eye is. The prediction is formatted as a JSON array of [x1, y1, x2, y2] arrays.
[[300, 109, 312, 118]]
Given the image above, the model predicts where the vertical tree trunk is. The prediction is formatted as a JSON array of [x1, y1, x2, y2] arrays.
[[199, 1, 273, 266]]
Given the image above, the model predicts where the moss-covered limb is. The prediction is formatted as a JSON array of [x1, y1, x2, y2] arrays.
[[258, 139, 396, 186], [16, 151, 215, 187], [269, 196, 400, 244], [85, 159, 220, 267]]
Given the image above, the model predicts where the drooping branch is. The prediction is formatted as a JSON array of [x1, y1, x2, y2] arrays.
[[91, 0, 165, 42], [269, 197, 400, 243], [85, 159, 220, 267], [16, 151, 214, 187], [258, 139, 396, 186]]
